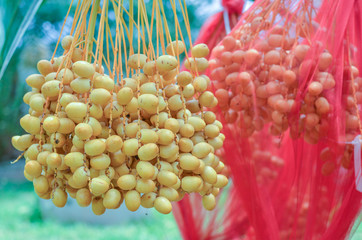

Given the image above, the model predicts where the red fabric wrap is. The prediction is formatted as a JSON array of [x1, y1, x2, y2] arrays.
[[222, 0, 244, 14], [174, 0, 362, 239]]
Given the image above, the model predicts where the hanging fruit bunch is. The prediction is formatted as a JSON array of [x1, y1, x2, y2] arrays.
[[206, 0, 362, 184], [209, 0, 362, 146], [11, 0, 228, 215]]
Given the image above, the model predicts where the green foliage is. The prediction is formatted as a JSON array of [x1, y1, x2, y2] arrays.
[[0, 181, 182, 240], [0, 0, 43, 79], [0, 0, 44, 160]]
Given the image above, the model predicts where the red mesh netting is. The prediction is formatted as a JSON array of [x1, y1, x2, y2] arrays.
[[174, 0, 362, 239], [173, 1, 247, 239]]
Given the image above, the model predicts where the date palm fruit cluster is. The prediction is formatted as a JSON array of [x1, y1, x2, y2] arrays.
[[208, 1, 362, 178], [11, 0, 228, 215], [210, 15, 362, 146]]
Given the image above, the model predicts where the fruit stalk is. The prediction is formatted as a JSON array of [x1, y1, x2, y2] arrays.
[[87, 0, 101, 62]]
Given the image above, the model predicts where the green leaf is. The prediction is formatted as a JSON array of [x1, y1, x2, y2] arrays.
[[0, 0, 44, 81]]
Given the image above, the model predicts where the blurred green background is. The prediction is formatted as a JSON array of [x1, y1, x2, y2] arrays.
[[0, 0, 361, 239]]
